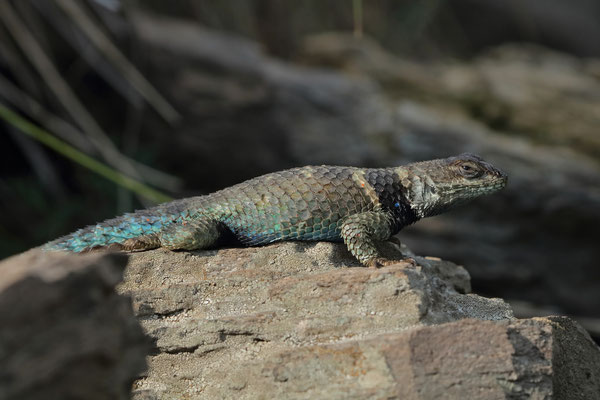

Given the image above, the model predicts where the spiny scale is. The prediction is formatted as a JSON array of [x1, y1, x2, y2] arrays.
[[43, 155, 507, 267]]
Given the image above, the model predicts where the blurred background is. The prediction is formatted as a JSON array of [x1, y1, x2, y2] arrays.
[[1, 0, 599, 339]]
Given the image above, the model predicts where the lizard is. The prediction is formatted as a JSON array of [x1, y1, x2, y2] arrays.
[[42, 153, 507, 268]]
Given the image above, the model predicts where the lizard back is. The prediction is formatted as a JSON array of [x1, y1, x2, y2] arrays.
[[202, 165, 412, 245]]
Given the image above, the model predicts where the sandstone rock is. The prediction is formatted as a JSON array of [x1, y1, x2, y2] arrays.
[[200, 317, 598, 399], [0, 250, 148, 400], [119, 243, 600, 399], [2, 243, 599, 399]]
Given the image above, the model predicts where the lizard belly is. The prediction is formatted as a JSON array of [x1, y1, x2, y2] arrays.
[[219, 200, 347, 246], [228, 215, 344, 246]]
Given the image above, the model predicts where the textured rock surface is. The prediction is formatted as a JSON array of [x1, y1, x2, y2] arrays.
[[4, 243, 599, 399], [302, 33, 600, 158], [118, 242, 598, 399], [195, 317, 598, 400], [0, 250, 148, 400], [443, 45, 600, 158]]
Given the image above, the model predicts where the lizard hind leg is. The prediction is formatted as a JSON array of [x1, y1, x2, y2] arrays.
[[157, 218, 223, 250], [117, 234, 161, 251]]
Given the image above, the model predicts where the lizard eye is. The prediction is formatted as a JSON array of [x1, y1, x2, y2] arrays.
[[458, 163, 482, 178]]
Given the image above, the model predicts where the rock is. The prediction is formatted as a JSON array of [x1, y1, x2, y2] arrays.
[[0, 250, 148, 400], [442, 44, 600, 159], [195, 317, 597, 399], [302, 33, 600, 159], [300, 33, 445, 103], [3, 243, 597, 399], [118, 243, 600, 399], [206, 317, 599, 399]]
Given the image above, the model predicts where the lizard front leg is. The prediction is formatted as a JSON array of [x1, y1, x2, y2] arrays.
[[340, 211, 402, 268]]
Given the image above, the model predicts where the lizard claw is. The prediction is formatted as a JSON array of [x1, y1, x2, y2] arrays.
[[400, 257, 418, 267], [366, 257, 418, 268], [365, 258, 401, 268]]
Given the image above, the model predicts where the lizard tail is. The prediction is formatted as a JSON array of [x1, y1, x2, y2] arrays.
[[42, 210, 182, 253]]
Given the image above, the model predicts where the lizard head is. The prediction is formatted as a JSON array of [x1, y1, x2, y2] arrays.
[[405, 153, 507, 217]]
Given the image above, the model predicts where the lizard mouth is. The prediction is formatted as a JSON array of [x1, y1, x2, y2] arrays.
[[487, 175, 508, 191], [486, 164, 508, 190], [496, 173, 508, 189]]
